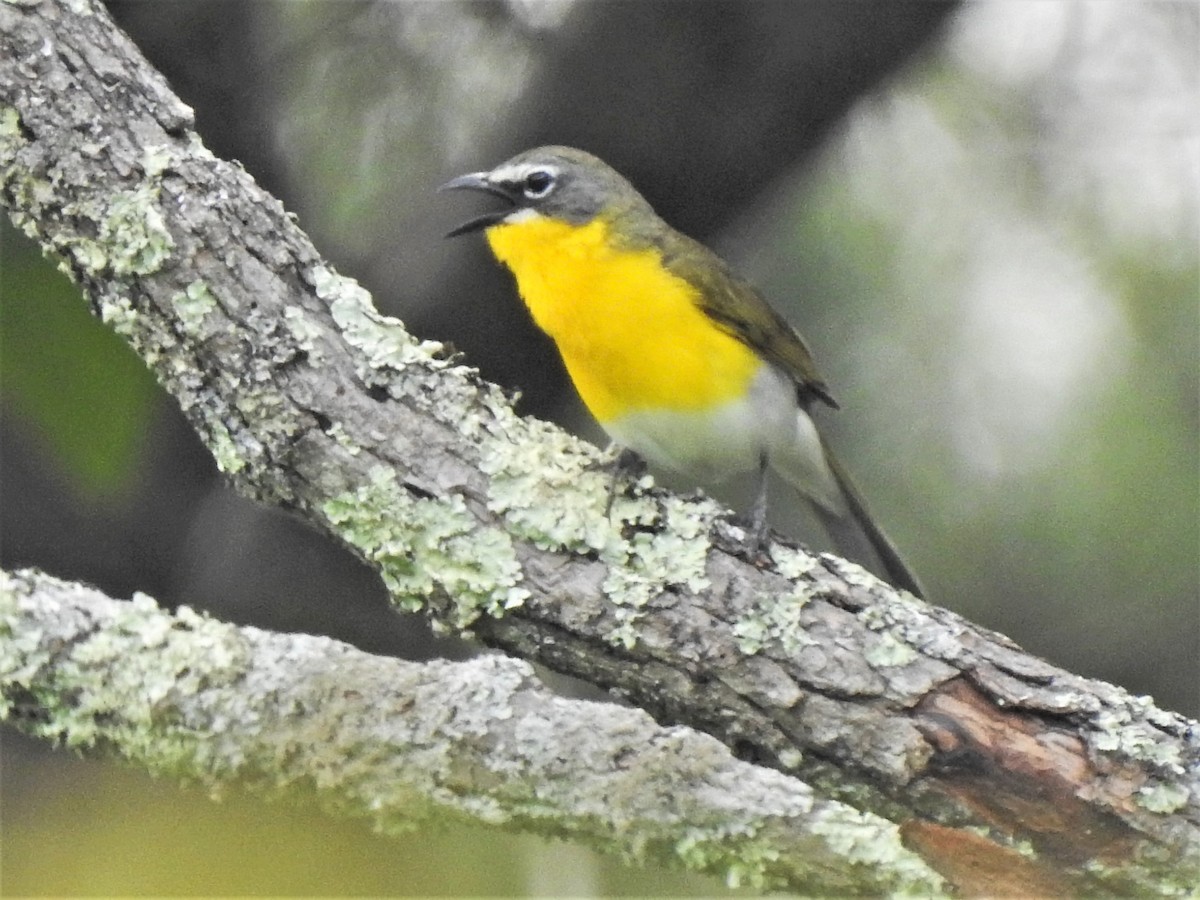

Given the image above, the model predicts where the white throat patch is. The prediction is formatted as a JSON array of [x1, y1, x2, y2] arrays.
[[501, 207, 542, 225]]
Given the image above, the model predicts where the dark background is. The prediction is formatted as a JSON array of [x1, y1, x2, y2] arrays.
[[2, 1, 1196, 894]]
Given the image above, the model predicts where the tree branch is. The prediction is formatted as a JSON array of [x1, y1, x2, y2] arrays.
[[1, 1, 1196, 894], [0, 567, 943, 895]]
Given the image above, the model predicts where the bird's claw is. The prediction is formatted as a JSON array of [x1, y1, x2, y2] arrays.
[[604, 446, 647, 517]]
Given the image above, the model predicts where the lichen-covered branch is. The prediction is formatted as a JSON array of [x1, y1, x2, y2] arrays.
[[0, 568, 945, 895], [1, 1, 1197, 895]]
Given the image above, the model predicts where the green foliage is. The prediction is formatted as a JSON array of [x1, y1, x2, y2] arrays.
[[0, 222, 158, 499]]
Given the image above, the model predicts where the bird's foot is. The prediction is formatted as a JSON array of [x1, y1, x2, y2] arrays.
[[737, 452, 772, 562], [744, 486, 769, 554], [599, 446, 647, 517]]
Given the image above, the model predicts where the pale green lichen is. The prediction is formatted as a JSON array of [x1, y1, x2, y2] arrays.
[[0, 104, 20, 140], [323, 421, 360, 455], [96, 289, 139, 337], [0, 579, 49, 689], [312, 265, 445, 373], [185, 132, 213, 160], [96, 182, 174, 276], [2, 112, 174, 280], [323, 466, 528, 630], [770, 543, 819, 581], [864, 632, 919, 668], [67, 238, 108, 274], [723, 842, 781, 891], [1, 577, 250, 780], [479, 421, 619, 553], [673, 824, 775, 891], [0, 106, 49, 248], [601, 494, 716, 650], [833, 556, 888, 592], [208, 421, 247, 475], [732, 586, 816, 656], [1011, 837, 1038, 859], [1136, 782, 1191, 815], [725, 849, 784, 890], [809, 804, 946, 895], [1092, 708, 1184, 770], [731, 617, 769, 656], [41, 177, 175, 280], [141, 144, 173, 179], [1083, 846, 1200, 898], [855, 603, 888, 630], [479, 408, 721, 650], [851, 596, 929, 672], [777, 747, 804, 770], [672, 803, 944, 895], [282, 306, 325, 360], [173, 280, 217, 334], [731, 545, 821, 655], [220, 259, 730, 650]]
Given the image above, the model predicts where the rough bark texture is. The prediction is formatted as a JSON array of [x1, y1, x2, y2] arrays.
[[1, 1, 1197, 895], [0, 568, 943, 895]]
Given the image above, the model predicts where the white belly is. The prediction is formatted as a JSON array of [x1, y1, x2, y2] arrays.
[[601, 365, 845, 514]]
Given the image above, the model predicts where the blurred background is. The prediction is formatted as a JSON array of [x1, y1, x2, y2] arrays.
[[2, 0, 1196, 894]]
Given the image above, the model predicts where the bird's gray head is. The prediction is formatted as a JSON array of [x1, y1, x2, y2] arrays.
[[440, 145, 652, 236]]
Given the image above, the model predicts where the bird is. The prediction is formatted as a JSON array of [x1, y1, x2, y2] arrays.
[[441, 145, 924, 598]]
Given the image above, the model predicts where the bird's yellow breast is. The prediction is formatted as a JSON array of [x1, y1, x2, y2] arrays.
[[485, 214, 761, 423]]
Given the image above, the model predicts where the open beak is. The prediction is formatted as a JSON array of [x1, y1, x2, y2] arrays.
[[438, 171, 516, 237]]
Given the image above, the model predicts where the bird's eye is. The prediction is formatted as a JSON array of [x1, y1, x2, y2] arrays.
[[523, 169, 555, 199]]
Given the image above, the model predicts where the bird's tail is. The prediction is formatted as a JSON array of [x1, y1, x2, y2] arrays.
[[809, 446, 926, 599]]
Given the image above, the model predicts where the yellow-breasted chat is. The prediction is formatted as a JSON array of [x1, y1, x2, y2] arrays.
[[441, 145, 924, 598]]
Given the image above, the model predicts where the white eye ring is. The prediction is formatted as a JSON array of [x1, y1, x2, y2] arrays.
[[522, 169, 556, 199]]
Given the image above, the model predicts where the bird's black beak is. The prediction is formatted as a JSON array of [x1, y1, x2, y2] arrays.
[[438, 172, 516, 237]]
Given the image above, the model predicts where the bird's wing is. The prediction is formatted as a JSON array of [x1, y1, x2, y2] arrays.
[[658, 233, 838, 409]]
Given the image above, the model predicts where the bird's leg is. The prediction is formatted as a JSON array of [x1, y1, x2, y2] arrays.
[[605, 445, 646, 517], [746, 451, 770, 551]]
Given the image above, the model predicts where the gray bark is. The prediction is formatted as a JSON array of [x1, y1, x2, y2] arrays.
[[0, 567, 942, 895], [1, 1, 1196, 894]]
